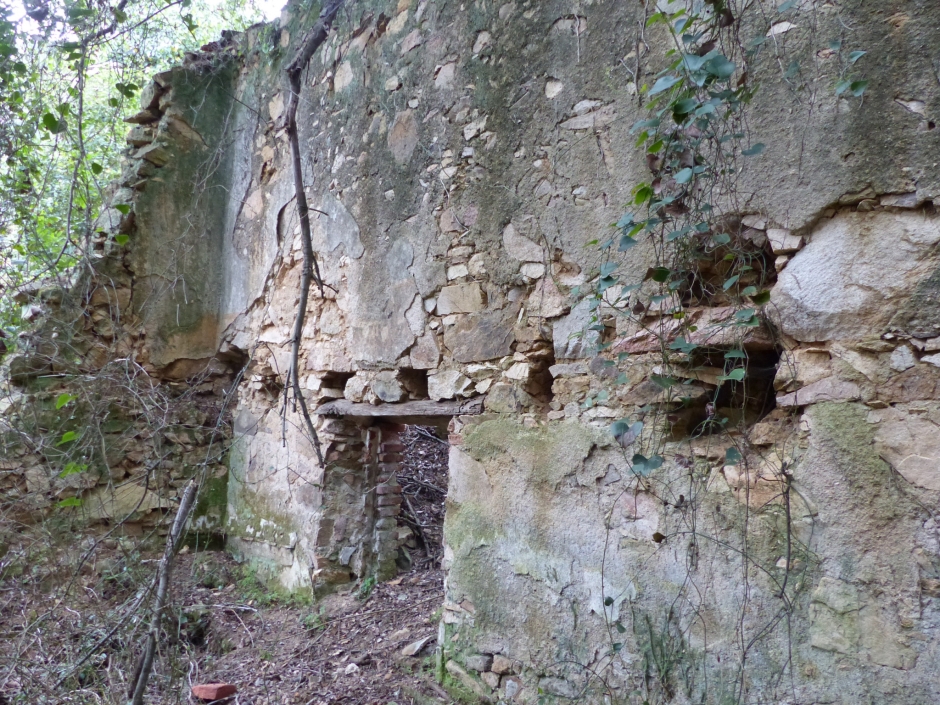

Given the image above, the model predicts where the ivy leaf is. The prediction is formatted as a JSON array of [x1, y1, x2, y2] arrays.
[[649, 75, 681, 95], [57, 497, 83, 508], [615, 621, 627, 633], [669, 336, 698, 354], [114, 234, 130, 246], [850, 80, 868, 96], [835, 79, 851, 95], [612, 420, 643, 447], [634, 185, 653, 205], [742, 143, 765, 156], [848, 50, 867, 64], [777, 0, 798, 11], [650, 267, 670, 283], [651, 375, 676, 389], [617, 212, 634, 228], [718, 368, 746, 382], [673, 97, 699, 115], [55, 393, 75, 409], [600, 262, 618, 277], [114, 203, 132, 215], [619, 234, 637, 251], [705, 55, 736, 79], [724, 349, 747, 359], [674, 167, 693, 184], [598, 274, 620, 294], [711, 233, 731, 245], [91, 162, 103, 175], [750, 290, 771, 305], [722, 274, 740, 291], [784, 60, 800, 79], [604, 596, 614, 606]]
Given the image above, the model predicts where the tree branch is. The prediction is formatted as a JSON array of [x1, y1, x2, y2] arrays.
[[282, 0, 347, 466]]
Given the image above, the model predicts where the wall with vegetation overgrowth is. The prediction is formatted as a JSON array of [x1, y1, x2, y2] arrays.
[[4, 0, 940, 703]]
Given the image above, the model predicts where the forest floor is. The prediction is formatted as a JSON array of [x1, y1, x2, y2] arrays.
[[0, 427, 454, 705]]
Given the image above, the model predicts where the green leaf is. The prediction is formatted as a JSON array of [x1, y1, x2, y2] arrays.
[[740, 286, 758, 296], [42, 113, 65, 133], [718, 368, 746, 382], [55, 393, 75, 409], [604, 596, 614, 606], [114, 234, 130, 246], [57, 431, 77, 445], [850, 80, 869, 96], [673, 98, 699, 115], [651, 375, 676, 389], [59, 462, 88, 478], [674, 167, 693, 184], [742, 143, 765, 156], [705, 55, 736, 79], [114, 204, 132, 215], [669, 336, 698, 354], [722, 275, 740, 291], [57, 497, 83, 508], [91, 162, 103, 175], [634, 185, 653, 205], [651, 267, 670, 283], [724, 350, 747, 359], [615, 372, 629, 385], [615, 621, 627, 633], [828, 39, 843, 51], [750, 290, 772, 305], [711, 233, 731, 246], [617, 212, 634, 228], [848, 50, 867, 64], [619, 234, 637, 251], [784, 60, 800, 79], [777, 0, 798, 11], [734, 308, 757, 321], [835, 79, 851, 95], [649, 75, 681, 96], [725, 447, 742, 465], [613, 642, 624, 652]]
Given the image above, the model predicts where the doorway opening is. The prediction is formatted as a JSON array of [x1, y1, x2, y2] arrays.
[[395, 425, 449, 572]]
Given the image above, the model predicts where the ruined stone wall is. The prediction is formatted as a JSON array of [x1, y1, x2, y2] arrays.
[[6, 0, 940, 702]]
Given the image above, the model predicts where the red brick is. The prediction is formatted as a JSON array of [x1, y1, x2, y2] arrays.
[[192, 683, 237, 701], [376, 484, 402, 495], [378, 505, 401, 517], [377, 494, 401, 507]]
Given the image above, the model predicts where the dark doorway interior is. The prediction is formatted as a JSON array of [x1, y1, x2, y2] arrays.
[[396, 425, 449, 571]]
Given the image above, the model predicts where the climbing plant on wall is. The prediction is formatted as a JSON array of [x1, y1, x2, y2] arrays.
[[579, 1, 868, 702]]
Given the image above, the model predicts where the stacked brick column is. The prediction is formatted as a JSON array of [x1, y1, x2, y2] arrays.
[[309, 417, 369, 593], [372, 423, 405, 579]]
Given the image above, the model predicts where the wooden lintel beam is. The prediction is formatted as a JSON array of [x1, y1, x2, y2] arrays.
[[316, 397, 484, 418]]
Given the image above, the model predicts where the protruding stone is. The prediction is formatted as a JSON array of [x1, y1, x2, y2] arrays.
[[437, 282, 484, 314], [502, 224, 542, 262], [428, 370, 473, 400]]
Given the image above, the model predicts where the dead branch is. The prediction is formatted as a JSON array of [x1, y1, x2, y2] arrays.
[[127, 480, 198, 705], [282, 0, 348, 467]]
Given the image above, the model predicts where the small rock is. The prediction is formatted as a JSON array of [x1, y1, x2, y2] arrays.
[[767, 228, 803, 254], [889, 344, 916, 372], [481, 671, 501, 688], [192, 683, 237, 701], [520, 262, 545, 279], [428, 370, 473, 401], [464, 653, 493, 672], [384, 75, 402, 91], [344, 663, 360, 675], [502, 223, 543, 262], [401, 635, 433, 656], [545, 78, 564, 98], [436, 282, 484, 314], [491, 654, 517, 674]]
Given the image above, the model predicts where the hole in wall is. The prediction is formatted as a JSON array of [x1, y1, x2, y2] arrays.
[[398, 369, 429, 399], [666, 346, 781, 440], [928, 120, 936, 130]]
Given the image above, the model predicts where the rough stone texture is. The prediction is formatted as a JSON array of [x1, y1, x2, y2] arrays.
[[7, 1, 940, 703]]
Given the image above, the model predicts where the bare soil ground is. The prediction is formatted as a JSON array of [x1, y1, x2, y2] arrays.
[[0, 427, 453, 705]]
